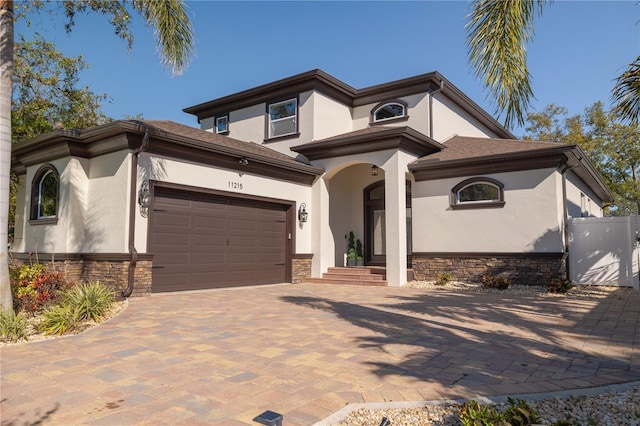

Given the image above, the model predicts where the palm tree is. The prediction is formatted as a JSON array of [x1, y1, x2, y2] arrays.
[[0, 0, 194, 313], [0, 0, 14, 313], [467, 0, 639, 128]]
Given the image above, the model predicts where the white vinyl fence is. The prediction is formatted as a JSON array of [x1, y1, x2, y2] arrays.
[[569, 216, 639, 290]]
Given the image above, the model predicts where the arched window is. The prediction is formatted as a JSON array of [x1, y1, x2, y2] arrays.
[[371, 100, 408, 123], [30, 165, 59, 221], [451, 177, 505, 209]]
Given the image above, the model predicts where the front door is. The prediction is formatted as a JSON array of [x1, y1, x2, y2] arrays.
[[364, 181, 412, 266]]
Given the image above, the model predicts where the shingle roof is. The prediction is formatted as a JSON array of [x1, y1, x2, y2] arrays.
[[142, 120, 315, 168], [413, 135, 571, 165]]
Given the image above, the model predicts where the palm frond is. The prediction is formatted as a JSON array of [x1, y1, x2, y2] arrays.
[[133, 0, 194, 76], [612, 56, 640, 124], [466, 0, 546, 129]]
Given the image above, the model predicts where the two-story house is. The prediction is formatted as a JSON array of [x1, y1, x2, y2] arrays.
[[11, 69, 613, 295]]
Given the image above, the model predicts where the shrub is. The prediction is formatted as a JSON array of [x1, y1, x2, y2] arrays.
[[39, 304, 81, 335], [435, 271, 452, 286], [458, 398, 539, 426], [481, 274, 510, 290], [502, 397, 540, 426], [64, 281, 115, 322], [9, 263, 70, 313], [545, 278, 575, 294], [0, 310, 29, 342], [457, 400, 502, 426]]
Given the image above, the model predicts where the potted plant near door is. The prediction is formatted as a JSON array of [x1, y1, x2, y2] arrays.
[[346, 231, 357, 267], [356, 239, 364, 266]]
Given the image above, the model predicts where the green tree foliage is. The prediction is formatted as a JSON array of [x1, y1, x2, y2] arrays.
[[524, 102, 640, 215], [12, 34, 110, 142]]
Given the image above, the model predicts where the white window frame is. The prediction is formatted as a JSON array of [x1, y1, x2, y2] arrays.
[[268, 98, 297, 139], [456, 181, 502, 204], [37, 169, 57, 219], [215, 115, 229, 134], [372, 102, 406, 123]]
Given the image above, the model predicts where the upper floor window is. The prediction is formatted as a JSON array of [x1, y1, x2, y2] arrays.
[[451, 177, 505, 209], [372, 100, 408, 123], [268, 98, 297, 139], [216, 115, 229, 134], [30, 165, 59, 222]]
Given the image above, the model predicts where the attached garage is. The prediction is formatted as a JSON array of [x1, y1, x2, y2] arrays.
[[148, 184, 293, 292]]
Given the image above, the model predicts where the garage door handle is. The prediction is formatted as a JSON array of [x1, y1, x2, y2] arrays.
[[152, 266, 165, 269], [274, 263, 285, 265]]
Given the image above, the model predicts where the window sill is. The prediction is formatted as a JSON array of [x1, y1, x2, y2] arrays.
[[28, 217, 58, 226], [450, 201, 505, 210], [264, 132, 301, 143], [370, 115, 410, 126]]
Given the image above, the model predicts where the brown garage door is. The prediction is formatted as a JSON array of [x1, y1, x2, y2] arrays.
[[149, 187, 289, 292]]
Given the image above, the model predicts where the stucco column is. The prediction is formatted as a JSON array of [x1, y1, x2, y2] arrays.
[[311, 176, 333, 277], [383, 152, 407, 287]]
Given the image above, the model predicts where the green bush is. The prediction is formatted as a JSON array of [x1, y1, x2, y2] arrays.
[[458, 398, 539, 426], [9, 263, 71, 313], [0, 309, 29, 342], [64, 281, 115, 322], [545, 278, 575, 294], [503, 398, 540, 426], [39, 304, 81, 335], [435, 271, 452, 286], [458, 400, 502, 426], [481, 274, 510, 290]]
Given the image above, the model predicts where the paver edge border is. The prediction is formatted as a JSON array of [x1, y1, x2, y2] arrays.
[[313, 381, 640, 426]]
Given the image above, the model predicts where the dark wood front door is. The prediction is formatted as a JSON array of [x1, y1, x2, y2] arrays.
[[364, 181, 412, 266]]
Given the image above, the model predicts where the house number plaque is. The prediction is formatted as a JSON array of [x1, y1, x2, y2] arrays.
[[228, 181, 243, 190]]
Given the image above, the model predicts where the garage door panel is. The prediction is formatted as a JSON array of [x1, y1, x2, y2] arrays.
[[150, 188, 288, 292]]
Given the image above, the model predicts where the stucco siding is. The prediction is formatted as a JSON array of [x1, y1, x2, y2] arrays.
[[565, 170, 603, 218], [412, 168, 563, 253], [85, 151, 131, 252], [136, 153, 313, 254], [312, 91, 353, 140], [200, 103, 265, 146], [431, 94, 497, 141]]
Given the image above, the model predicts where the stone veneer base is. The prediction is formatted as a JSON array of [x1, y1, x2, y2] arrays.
[[10, 253, 153, 298], [411, 252, 566, 286]]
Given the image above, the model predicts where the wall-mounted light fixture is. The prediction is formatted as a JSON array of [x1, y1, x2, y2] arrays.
[[298, 203, 308, 228], [239, 157, 249, 166], [371, 165, 379, 176], [138, 180, 150, 217]]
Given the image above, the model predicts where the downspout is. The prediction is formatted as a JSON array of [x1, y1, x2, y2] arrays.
[[560, 160, 582, 281], [123, 127, 150, 298], [428, 79, 444, 139]]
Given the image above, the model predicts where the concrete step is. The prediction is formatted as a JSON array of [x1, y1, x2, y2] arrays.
[[306, 277, 388, 286]]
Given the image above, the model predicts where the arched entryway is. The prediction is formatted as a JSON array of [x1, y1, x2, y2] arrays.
[[364, 180, 412, 266]]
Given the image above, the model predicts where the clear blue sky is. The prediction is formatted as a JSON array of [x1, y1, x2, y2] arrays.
[[15, 1, 640, 137]]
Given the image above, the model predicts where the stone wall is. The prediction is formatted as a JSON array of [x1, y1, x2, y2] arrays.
[[412, 253, 566, 286], [292, 254, 313, 284], [10, 253, 153, 298]]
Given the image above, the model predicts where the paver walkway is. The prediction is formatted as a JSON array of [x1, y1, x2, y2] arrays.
[[2, 283, 639, 425]]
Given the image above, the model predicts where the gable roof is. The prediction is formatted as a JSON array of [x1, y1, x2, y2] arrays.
[[12, 120, 323, 185], [291, 126, 445, 161], [409, 136, 614, 203], [183, 69, 515, 139]]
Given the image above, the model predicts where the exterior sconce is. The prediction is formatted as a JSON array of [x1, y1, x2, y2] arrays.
[[298, 203, 308, 228], [239, 157, 249, 166], [371, 165, 379, 176], [138, 180, 150, 218]]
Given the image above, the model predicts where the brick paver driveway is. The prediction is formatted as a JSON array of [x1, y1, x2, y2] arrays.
[[2, 283, 639, 425]]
